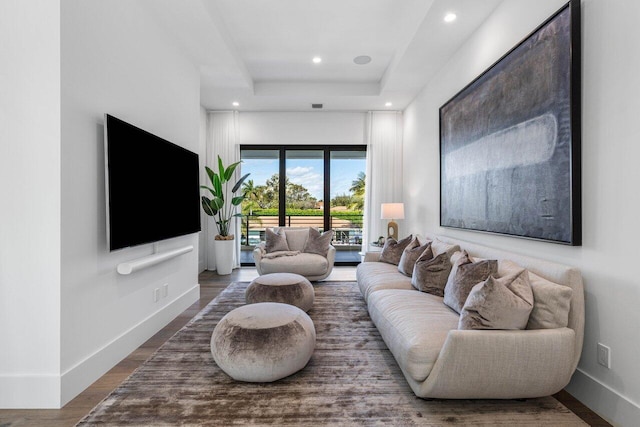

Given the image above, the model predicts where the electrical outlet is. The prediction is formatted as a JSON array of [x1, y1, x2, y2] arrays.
[[162, 283, 169, 298], [597, 343, 611, 368], [153, 288, 160, 303]]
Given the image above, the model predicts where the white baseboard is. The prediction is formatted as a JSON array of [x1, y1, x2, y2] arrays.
[[59, 284, 200, 406], [0, 374, 61, 408], [566, 368, 640, 427]]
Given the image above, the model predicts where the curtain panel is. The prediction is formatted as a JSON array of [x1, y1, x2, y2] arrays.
[[363, 111, 404, 249], [205, 111, 241, 270]]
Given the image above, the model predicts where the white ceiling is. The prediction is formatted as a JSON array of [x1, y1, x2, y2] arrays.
[[143, 0, 503, 112]]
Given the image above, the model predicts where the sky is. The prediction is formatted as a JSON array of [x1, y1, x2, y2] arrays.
[[241, 157, 365, 201]]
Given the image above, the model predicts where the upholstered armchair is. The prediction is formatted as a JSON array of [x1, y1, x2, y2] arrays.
[[253, 227, 336, 281]]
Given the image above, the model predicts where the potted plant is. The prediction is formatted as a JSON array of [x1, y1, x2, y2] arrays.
[[201, 156, 250, 275]]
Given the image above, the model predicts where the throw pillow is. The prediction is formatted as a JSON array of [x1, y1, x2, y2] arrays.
[[379, 235, 413, 265], [303, 228, 333, 257], [265, 228, 290, 253], [430, 239, 461, 258], [526, 272, 573, 329], [410, 250, 452, 296], [398, 238, 431, 276], [458, 270, 534, 330], [281, 227, 309, 252], [443, 254, 498, 313]]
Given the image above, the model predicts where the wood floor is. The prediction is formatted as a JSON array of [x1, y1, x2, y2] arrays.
[[0, 267, 609, 427]]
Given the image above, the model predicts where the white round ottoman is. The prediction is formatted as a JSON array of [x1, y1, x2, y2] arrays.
[[210, 302, 316, 382], [246, 273, 315, 312]]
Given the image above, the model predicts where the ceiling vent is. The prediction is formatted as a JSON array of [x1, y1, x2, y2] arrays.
[[311, 103, 323, 109]]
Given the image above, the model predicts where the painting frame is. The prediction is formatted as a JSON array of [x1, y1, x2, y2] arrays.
[[439, 1, 581, 246]]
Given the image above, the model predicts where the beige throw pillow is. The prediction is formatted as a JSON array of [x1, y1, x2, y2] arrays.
[[398, 238, 431, 277], [379, 235, 413, 265], [410, 250, 452, 296], [431, 239, 461, 258], [303, 228, 333, 257], [265, 228, 290, 253], [443, 253, 498, 313], [526, 272, 573, 329], [458, 270, 534, 330]]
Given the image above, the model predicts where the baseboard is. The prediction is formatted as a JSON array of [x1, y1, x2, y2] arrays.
[[59, 284, 200, 406], [0, 374, 61, 408], [566, 368, 640, 426]]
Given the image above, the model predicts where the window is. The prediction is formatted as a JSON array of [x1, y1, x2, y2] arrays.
[[240, 145, 366, 265]]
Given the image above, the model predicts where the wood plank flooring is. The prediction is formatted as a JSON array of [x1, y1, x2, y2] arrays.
[[0, 267, 609, 427]]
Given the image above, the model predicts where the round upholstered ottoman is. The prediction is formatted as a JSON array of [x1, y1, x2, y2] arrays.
[[210, 302, 316, 382], [246, 273, 315, 312]]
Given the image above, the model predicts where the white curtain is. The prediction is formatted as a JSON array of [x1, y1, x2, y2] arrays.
[[363, 111, 404, 250], [205, 111, 241, 270]]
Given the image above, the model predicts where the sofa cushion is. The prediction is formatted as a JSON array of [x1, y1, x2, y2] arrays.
[[379, 235, 413, 265], [367, 289, 459, 382], [410, 251, 451, 297], [265, 228, 290, 253], [444, 252, 498, 313], [499, 260, 573, 329], [356, 262, 413, 301], [459, 270, 534, 330], [398, 239, 431, 277], [260, 253, 328, 276], [527, 272, 573, 329], [431, 239, 460, 258]]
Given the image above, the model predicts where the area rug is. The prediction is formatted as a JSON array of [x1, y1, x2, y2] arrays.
[[78, 281, 586, 426]]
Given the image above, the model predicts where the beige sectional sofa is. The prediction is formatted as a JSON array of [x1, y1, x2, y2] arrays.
[[357, 234, 584, 399]]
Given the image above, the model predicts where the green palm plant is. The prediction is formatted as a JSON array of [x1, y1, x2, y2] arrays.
[[201, 156, 250, 239]]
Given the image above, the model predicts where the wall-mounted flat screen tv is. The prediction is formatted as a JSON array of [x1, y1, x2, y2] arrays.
[[105, 114, 201, 251]]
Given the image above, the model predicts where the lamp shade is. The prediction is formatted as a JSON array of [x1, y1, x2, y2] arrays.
[[381, 203, 405, 220]]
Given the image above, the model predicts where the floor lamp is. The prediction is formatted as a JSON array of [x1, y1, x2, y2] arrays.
[[381, 203, 404, 241]]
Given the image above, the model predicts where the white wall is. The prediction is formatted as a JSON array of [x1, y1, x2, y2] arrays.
[[238, 112, 366, 146], [403, 0, 640, 425], [58, 0, 201, 406], [199, 106, 208, 272], [0, 0, 62, 408]]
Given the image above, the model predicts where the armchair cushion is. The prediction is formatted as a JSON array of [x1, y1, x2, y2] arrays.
[[260, 253, 329, 277], [303, 228, 333, 257], [265, 228, 290, 253]]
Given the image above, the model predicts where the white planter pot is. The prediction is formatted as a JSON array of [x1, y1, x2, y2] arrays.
[[214, 238, 235, 275]]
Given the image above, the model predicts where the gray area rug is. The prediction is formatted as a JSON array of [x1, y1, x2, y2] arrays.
[[78, 281, 585, 426]]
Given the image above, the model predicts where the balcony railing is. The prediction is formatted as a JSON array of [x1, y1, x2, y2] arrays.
[[240, 212, 363, 249]]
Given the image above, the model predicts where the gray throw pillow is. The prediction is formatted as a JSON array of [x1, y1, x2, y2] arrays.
[[443, 255, 498, 313], [410, 250, 450, 296], [398, 238, 431, 276], [379, 235, 413, 265], [265, 228, 290, 253], [459, 270, 534, 330], [303, 228, 333, 257]]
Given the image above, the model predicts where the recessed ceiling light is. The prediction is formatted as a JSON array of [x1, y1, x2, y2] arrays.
[[312, 56, 322, 64], [385, 102, 393, 107], [354, 55, 372, 65], [444, 12, 457, 23], [232, 101, 239, 107]]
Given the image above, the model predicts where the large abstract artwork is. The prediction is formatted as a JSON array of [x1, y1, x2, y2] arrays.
[[440, 1, 581, 245]]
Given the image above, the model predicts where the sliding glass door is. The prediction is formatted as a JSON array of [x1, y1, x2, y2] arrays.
[[240, 145, 366, 265]]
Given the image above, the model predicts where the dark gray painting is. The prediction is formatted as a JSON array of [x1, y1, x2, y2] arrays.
[[440, 3, 580, 245]]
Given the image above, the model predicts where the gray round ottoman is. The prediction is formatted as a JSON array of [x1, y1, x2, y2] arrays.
[[246, 273, 315, 312], [210, 302, 316, 382]]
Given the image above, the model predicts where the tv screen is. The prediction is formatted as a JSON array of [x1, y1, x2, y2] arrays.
[[105, 114, 201, 251]]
